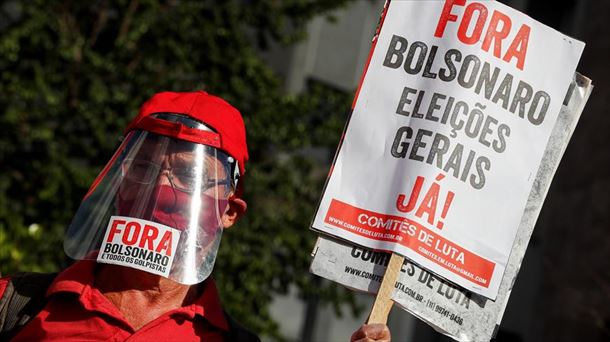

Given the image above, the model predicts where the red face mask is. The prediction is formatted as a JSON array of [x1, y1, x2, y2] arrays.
[[117, 184, 228, 235]]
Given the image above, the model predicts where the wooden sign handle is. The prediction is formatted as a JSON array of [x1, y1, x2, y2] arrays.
[[367, 253, 404, 324]]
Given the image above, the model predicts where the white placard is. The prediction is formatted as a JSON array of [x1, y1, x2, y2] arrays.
[[311, 0, 584, 298], [311, 73, 593, 342]]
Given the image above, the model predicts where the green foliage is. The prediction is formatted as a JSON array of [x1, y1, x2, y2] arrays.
[[0, 0, 359, 339]]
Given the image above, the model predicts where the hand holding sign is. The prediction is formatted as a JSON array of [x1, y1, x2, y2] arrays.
[[351, 323, 392, 342]]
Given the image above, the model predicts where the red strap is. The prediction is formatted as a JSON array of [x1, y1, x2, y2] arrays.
[[129, 116, 222, 148]]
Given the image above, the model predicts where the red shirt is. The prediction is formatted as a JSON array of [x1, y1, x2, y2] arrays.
[[1, 261, 229, 341]]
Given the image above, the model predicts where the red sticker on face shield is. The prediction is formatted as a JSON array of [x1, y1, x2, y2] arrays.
[[97, 216, 182, 277]]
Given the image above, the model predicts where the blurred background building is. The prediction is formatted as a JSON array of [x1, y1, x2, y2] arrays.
[[263, 0, 610, 341]]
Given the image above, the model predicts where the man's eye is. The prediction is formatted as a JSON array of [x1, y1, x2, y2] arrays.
[[133, 161, 149, 169], [174, 169, 198, 181], [127, 160, 149, 172], [174, 168, 195, 176]]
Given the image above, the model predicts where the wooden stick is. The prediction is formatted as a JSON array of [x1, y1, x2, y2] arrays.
[[367, 253, 404, 324]]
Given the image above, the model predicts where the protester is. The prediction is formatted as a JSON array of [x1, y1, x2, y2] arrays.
[[0, 91, 390, 341]]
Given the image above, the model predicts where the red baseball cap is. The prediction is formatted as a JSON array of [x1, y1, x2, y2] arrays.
[[126, 90, 249, 176]]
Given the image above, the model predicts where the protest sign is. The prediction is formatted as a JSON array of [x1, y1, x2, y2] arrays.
[[310, 0, 585, 299], [311, 73, 593, 342]]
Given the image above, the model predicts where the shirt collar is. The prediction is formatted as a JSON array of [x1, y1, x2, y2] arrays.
[[46, 260, 229, 331]]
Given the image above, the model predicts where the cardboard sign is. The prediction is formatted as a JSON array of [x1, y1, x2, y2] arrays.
[[311, 73, 593, 342], [311, 0, 585, 299], [312, 236, 498, 341], [97, 216, 181, 277]]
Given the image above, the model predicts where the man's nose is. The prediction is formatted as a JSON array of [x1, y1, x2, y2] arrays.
[[155, 169, 173, 187]]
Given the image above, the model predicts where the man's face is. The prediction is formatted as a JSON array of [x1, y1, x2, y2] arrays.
[[117, 135, 234, 230], [110, 135, 246, 283]]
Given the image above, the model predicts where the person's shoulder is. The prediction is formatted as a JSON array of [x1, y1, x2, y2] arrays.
[[0, 275, 11, 299], [0, 272, 59, 302]]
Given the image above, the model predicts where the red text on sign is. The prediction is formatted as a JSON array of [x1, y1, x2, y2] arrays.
[[107, 219, 174, 256], [396, 174, 455, 230], [434, 0, 530, 70], [324, 199, 494, 287]]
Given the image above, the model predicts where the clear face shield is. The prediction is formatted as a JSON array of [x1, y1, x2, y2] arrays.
[[64, 114, 239, 284]]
